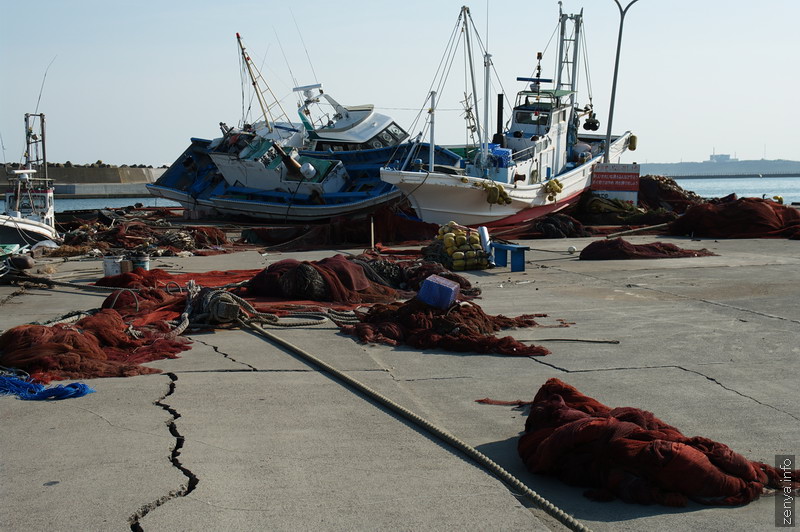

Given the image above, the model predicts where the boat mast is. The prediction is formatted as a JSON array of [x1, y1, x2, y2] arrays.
[[555, 7, 582, 111], [24, 113, 47, 177], [482, 52, 492, 171], [428, 91, 436, 171], [236, 33, 294, 134], [462, 7, 483, 166]]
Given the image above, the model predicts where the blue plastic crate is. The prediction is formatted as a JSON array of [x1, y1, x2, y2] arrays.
[[417, 274, 460, 309]]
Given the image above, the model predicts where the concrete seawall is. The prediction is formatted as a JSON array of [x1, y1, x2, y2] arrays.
[[38, 166, 167, 198]]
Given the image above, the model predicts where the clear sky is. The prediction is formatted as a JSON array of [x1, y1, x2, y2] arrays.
[[2, 0, 798, 167]]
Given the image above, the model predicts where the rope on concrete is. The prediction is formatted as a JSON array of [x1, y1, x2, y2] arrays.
[[240, 319, 592, 532]]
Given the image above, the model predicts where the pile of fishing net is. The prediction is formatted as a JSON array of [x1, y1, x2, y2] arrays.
[[58, 221, 230, 256], [638, 175, 705, 213], [484, 213, 589, 240], [669, 197, 800, 239], [0, 308, 192, 384], [338, 298, 551, 356], [244, 254, 400, 304], [0, 254, 487, 382], [517, 378, 799, 506], [239, 205, 440, 250], [243, 254, 480, 303], [579, 238, 716, 260]]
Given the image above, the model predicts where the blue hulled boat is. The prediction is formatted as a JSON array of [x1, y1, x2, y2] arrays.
[[147, 34, 461, 222]]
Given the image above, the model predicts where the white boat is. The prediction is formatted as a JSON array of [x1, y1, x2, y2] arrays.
[[380, 6, 637, 227], [1, 113, 59, 245]]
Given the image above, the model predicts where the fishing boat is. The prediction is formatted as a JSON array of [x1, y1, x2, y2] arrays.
[[1, 113, 59, 246], [147, 33, 460, 222], [379, 6, 637, 227]]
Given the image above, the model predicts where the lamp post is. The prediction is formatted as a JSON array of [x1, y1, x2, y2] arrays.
[[603, 0, 640, 163]]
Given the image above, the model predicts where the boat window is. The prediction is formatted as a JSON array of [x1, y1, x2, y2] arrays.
[[388, 123, 407, 140], [516, 111, 549, 126]]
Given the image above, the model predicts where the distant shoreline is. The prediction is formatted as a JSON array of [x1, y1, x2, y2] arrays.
[[669, 173, 800, 180]]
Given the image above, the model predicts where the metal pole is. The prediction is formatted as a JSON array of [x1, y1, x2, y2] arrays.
[[603, 0, 640, 163], [429, 91, 436, 171]]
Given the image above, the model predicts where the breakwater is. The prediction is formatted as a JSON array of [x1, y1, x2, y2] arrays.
[[4, 163, 167, 198]]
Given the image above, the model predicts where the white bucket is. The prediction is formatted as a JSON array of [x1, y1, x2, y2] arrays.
[[131, 254, 150, 271], [103, 256, 123, 277]]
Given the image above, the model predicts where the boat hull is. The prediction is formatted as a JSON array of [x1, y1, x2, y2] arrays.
[[210, 189, 402, 222], [0, 215, 59, 246], [381, 134, 631, 226]]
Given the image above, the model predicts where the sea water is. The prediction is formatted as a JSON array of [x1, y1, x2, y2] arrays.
[[0, 196, 181, 213], [672, 176, 800, 205], [2, 178, 798, 214]]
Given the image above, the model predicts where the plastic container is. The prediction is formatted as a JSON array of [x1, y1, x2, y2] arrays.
[[103, 256, 122, 277], [131, 254, 150, 271], [417, 274, 460, 309]]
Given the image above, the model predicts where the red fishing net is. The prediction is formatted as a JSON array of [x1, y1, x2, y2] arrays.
[[244, 254, 399, 304], [518, 378, 799, 506], [0, 309, 191, 384], [669, 197, 800, 239], [338, 298, 551, 356], [0, 255, 490, 382], [579, 238, 716, 260]]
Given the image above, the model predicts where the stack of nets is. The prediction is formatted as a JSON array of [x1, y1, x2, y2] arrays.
[[669, 197, 800, 239], [518, 378, 799, 506], [0, 308, 191, 384], [579, 238, 716, 260], [338, 299, 551, 356]]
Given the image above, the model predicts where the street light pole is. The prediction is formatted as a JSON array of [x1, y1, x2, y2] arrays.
[[603, 0, 640, 163]]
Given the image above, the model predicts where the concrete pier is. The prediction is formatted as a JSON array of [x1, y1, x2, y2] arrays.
[[1, 235, 797, 531]]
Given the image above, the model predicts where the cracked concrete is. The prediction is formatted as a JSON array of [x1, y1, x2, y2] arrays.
[[129, 373, 198, 531], [1, 237, 799, 531]]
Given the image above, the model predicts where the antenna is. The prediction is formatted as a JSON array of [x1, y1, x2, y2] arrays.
[[35, 56, 57, 114], [290, 7, 318, 84]]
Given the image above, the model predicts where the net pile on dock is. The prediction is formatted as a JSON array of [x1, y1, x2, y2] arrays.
[[0, 308, 191, 384], [338, 299, 551, 356], [59, 221, 231, 255], [638, 175, 705, 213], [579, 238, 716, 260], [669, 197, 800, 239], [518, 378, 799, 506], [244, 254, 399, 304]]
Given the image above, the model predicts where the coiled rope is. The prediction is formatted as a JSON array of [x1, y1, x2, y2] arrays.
[[239, 319, 591, 532]]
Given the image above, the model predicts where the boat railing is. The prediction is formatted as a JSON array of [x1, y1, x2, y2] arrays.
[[511, 144, 540, 162]]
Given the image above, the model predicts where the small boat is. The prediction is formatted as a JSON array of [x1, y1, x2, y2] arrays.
[[380, 6, 637, 227], [147, 33, 461, 222], [1, 113, 60, 246]]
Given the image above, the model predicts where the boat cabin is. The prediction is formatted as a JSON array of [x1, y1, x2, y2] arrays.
[[294, 84, 409, 152], [4, 170, 55, 229], [502, 87, 575, 185]]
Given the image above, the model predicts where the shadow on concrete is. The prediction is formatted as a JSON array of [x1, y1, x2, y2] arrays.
[[475, 435, 712, 524]]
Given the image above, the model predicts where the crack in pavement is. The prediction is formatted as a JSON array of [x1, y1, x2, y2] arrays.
[[128, 373, 198, 531], [192, 337, 258, 371], [529, 358, 800, 422]]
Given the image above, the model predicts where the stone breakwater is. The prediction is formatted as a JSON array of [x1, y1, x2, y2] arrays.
[[4, 162, 167, 198]]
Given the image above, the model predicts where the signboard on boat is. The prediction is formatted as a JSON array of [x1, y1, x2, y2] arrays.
[[591, 163, 640, 204]]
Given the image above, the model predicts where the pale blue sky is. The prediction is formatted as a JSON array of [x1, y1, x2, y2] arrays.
[[2, 0, 798, 166]]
